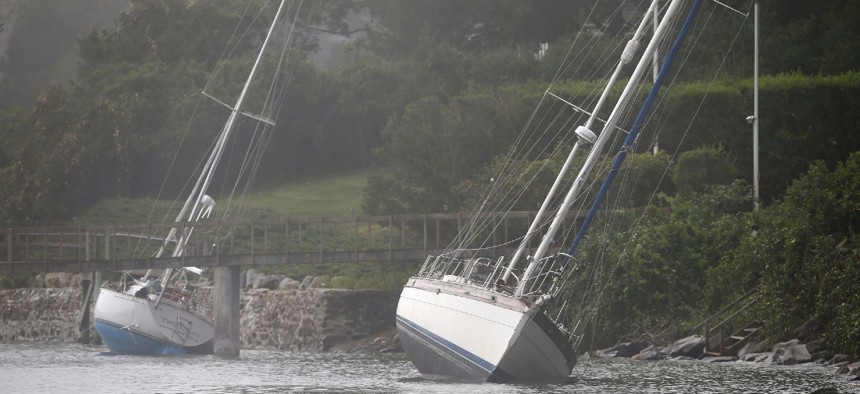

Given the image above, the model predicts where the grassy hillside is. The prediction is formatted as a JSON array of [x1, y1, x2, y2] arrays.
[[75, 167, 417, 290], [77, 168, 382, 224], [246, 168, 378, 217]]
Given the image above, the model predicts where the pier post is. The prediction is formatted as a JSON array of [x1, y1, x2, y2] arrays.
[[214, 265, 241, 358]]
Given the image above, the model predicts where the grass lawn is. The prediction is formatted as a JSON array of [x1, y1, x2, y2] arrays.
[[77, 167, 383, 224], [246, 168, 379, 217]]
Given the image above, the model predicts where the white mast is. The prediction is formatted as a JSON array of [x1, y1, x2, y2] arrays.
[[515, 0, 686, 296], [146, 0, 288, 288], [501, 0, 664, 284], [157, 0, 288, 260]]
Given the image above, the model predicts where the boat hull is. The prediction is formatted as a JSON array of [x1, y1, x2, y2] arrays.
[[93, 288, 214, 355], [396, 277, 576, 383]]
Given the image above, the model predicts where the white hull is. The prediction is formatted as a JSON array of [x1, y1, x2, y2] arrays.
[[94, 288, 214, 355], [396, 277, 575, 382]]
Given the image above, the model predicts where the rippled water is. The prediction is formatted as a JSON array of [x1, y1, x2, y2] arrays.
[[1, 342, 857, 393]]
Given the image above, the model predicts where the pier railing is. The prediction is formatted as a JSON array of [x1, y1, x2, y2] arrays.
[[1, 211, 583, 274]]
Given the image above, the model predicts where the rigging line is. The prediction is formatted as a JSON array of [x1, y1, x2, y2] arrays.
[[553, 0, 639, 85], [710, 0, 747, 17], [630, 1, 730, 209], [221, 0, 299, 213], [566, 0, 750, 326], [564, 0, 704, 268], [646, 0, 751, 203], [227, 0, 306, 219], [455, 86, 605, 249], [207, 0, 255, 79], [145, 0, 277, 256], [474, 111, 582, 225], [262, 0, 305, 119], [453, 123, 582, 252], [545, 0, 610, 87], [205, 0, 270, 95]]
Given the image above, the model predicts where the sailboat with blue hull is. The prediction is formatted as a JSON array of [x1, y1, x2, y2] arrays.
[[396, 0, 704, 382]]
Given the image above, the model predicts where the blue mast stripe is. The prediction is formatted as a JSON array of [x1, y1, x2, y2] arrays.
[[564, 0, 704, 261]]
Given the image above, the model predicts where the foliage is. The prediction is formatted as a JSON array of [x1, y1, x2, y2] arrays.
[[0, 274, 29, 290], [563, 180, 753, 348], [361, 0, 594, 56], [365, 92, 520, 214], [610, 152, 675, 208], [672, 145, 737, 197], [0, 0, 127, 109], [0, 0, 375, 223], [366, 72, 860, 215], [713, 153, 860, 356], [759, 0, 860, 76]]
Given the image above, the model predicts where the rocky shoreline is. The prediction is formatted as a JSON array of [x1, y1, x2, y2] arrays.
[[3, 272, 858, 384], [591, 333, 860, 380]]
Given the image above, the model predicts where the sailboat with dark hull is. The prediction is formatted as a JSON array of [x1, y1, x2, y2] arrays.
[[396, 0, 705, 382], [94, 0, 299, 355]]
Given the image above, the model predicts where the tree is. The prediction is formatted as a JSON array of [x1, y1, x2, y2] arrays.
[[0, 0, 128, 109], [559, 179, 752, 348], [672, 145, 737, 197], [365, 93, 517, 214], [361, 0, 601, 56]]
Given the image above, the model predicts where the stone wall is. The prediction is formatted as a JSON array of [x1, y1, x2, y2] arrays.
[[239, 288, 399, 351], [0, 285, 400, 351], [0, 287, 83, 342]]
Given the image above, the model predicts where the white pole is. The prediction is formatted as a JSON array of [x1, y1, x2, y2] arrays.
[[753, 1, 760, 210]]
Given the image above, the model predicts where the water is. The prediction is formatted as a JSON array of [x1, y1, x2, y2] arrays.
[[2, 342, 858, 393]]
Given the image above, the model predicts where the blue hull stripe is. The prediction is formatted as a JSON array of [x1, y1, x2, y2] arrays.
[[396, 314, 496, 373], [94, 320, 187, 356]]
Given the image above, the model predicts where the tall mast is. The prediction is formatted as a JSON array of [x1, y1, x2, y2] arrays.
[[515, 0, 688, 296], [562, 0, 703, 266], [502, 1, 660, 283], [156, 0, 288, 260]]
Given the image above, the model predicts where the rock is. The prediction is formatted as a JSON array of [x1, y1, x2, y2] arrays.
[[660, 335, 705, 359], [737, 340, 769, 360], [632, 345, 665, 361], [702, 356, 736, 363], [794, 316, 826, 342], [829, 354, 850, 365], [44, 273, 77, 288], [27, 274, 45, 288], [597, 341, 650, 358], [770, 339, 812, 365], [741, 352, 771, 363], [835, 361, 860, 375], [253, 274, 285, 290], [278, 277, 301, 290], [301, 276, 314, 289], [805, 339, 824, 354], [244, 268, 258, 288]]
